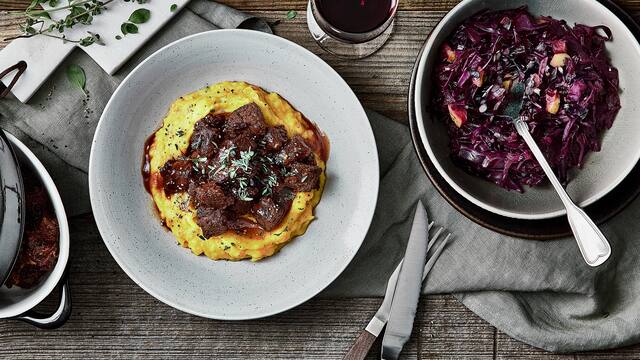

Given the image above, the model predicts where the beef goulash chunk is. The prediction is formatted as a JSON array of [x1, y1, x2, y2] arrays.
[[5, 168, 59, 289], [159, 159, 193, 196], [158, 102, 323, 237]]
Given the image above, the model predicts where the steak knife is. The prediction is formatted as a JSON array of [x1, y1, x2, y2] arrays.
[[380, 202, 430, 360], [342, 205, 451, 360]]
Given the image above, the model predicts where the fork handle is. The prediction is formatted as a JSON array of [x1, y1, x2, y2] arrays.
[[343, 330, 377, 360], [514, 119, 611, 267]]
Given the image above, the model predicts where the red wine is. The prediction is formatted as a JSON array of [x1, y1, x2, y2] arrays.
[[317, 0, 396, 33]]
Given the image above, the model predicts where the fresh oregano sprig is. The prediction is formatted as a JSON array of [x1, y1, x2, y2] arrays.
[[6, 0, 114, 46], [7, 0, 153, 46]]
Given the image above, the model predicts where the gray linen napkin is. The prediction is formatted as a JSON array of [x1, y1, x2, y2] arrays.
[[324, 112, 635, 353], [1, 1, 639, 353]]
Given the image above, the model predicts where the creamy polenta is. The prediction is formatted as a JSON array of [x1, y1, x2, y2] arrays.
[[145, 81, 328, 261]]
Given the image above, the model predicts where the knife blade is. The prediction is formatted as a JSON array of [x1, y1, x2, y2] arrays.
[[364, 226, 446, 337], [342, 226, 451, 360], [381, 202, 430, 360]]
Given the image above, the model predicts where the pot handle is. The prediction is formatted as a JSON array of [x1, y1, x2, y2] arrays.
[[14, 272, 71, 329]]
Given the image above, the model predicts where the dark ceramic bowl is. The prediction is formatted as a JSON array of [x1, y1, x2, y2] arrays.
[[412, 0, 640, 220], [409, 0, 640, 238]]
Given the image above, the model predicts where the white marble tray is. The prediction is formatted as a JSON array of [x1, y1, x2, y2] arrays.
[[0, 0, 190, 103]]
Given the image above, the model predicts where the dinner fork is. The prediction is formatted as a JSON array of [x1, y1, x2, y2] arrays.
[[343, 222, 452, 360]]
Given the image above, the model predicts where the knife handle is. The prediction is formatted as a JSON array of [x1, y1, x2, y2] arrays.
[[343, 330, 377, 360]]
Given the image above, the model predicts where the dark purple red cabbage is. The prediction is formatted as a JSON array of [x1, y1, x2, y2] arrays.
[[432, 7, 621, 192]]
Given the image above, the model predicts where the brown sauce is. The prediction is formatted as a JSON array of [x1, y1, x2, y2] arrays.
[[142, 132, 156, 194], [301, 114, 331, 163]]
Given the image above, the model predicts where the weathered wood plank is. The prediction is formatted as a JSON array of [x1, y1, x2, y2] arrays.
[[2, 0, 640, 12], [0, 11, 23, 48], [577, 347, 640, 359], [1, 0, 640, 359], [0, 0, 26, 9], [418, 295, 494, 359], [0, 0, 469, 11], [496, 332, 577, 360], [496, 323, 640, 359], [211, 0, 640, 12]]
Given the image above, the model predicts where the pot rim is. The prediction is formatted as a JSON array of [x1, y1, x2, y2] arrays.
[[0, 132, 69, 318]]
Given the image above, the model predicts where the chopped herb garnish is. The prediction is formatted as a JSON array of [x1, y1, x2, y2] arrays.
[[218, 146, 236, 164], [228, 167, 238, 179], [231, 150, 255, 173]]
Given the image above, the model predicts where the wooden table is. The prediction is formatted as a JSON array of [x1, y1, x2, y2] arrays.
[[1, 1, 640, 358]]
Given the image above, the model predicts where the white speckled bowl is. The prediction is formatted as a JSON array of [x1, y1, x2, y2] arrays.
[[415, 0, 640, 219], [89, 30, 379, 320], [0, 132, 70, 326]]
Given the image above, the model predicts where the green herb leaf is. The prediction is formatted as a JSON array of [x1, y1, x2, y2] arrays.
[[170, 4, 177, 12], [79, 31, 103, 47], [78, 35, 96, 46], [66, 64, 86, 96], [121, 22, 139, 35], [128, 8, 151, 24], [286, 10, 297, 19], [31, 10, 51, 19]]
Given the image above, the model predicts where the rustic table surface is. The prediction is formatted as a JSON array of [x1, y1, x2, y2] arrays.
[[1, 0, 640, 358]]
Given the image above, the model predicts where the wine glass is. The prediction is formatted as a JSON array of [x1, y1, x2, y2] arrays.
[[307, 0, 399, 59]]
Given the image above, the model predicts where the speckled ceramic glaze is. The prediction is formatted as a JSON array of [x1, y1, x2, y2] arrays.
[[415, 0, 640, 219], [89, 30, 379, 320]]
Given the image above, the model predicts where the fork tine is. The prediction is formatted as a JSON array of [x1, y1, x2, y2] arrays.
[[427, 226, 444, 253], [426, 229, 440, 253], [422, 231, 452, 281], [428, 221, 435, 231]]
